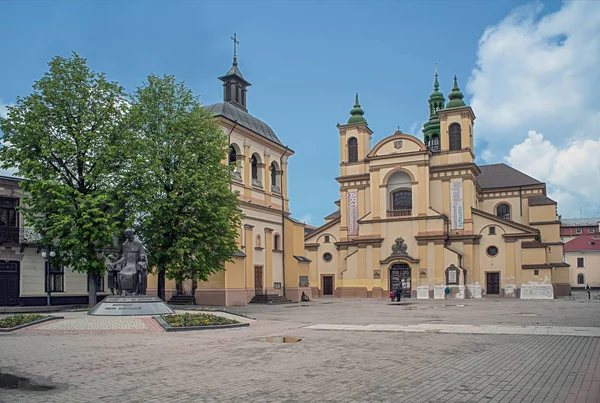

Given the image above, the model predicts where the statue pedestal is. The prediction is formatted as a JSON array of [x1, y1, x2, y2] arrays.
[[88, 295, 175, 316]]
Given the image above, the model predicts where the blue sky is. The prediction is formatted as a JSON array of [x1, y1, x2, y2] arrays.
[[2, 0, 598, 225]]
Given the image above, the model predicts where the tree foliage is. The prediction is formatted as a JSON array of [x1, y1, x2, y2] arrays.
[[127, 74, 241, 299], [0, 53, 131, 306]]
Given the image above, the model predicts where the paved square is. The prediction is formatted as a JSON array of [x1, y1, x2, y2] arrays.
[[1, 293, 600, 403]]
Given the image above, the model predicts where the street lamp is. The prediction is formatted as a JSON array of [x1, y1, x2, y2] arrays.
[[41, 248, 56, 306]]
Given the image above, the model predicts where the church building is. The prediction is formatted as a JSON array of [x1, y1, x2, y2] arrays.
[[148, 38, 311, 305], [304, 74, 570, 300]]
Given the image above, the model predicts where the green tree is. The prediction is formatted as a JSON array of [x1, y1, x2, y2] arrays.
[[0, 53, 131, 307], [127, 74, 241, 301]]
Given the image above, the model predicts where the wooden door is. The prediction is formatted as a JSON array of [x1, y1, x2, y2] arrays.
[[322, 276, 334, 296], [0, 262, 19, 306], [254, 266, 263, 295], [486, 272, 500, 295], [390, 264, 412, 298]]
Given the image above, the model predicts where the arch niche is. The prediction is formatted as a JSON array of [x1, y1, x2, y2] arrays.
[[385, 170, 414, 217]]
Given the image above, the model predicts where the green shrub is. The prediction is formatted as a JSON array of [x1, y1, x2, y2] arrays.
[[160, 313, 238, 327], [0, 314, 49, 328]]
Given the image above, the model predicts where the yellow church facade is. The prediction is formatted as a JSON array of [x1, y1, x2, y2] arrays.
[[147, 50, 311, 305], [305, 75, 570, 300]]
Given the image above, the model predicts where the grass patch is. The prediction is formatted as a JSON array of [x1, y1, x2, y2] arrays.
[[0, 314, 49, 329], [160, 313, 239, 327]]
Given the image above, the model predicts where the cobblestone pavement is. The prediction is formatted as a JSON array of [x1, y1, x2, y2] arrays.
[[1, 297, 599, 403]]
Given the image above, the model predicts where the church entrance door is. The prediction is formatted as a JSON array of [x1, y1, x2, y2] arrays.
[[486, 272, 500, 295], [322, 275, 334, 296], [0, 261, 19, 306], [390, 264, 411, 298], [254, 266, 264, 295]]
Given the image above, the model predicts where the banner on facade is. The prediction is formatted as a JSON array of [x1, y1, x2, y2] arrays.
[[450, 181, 464, 230], [347, 191, 359, 236]]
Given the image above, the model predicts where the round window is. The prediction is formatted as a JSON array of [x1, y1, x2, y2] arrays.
[[486, 246, 499, 257], [323, 252, 333, 262]]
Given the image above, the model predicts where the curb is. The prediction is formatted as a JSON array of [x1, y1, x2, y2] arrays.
[[154, 316, 250, 332], [168, 306, 255, 320], [0, 316, 64, 332]]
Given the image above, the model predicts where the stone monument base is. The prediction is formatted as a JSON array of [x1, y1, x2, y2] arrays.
[[88, 295, 175, 316]]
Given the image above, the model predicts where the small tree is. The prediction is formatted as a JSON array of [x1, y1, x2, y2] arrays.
[[0, 53, 131, 307], [128, 74, 241, 301]]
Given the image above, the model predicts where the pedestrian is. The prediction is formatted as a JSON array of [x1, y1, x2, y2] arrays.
[[444, 286, 451, 299], [586, 284, 591, 300], [396, 285, 402, 302]]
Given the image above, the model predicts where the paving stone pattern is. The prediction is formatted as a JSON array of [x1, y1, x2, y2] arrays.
[[0, 296, 599, 402]]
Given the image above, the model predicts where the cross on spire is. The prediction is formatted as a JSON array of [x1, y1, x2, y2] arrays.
[[231, 33, 239, 65]]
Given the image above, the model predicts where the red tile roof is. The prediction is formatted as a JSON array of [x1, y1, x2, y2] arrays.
[[564, 234, 600, 252]]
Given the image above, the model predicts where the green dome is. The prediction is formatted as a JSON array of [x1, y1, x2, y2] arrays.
[[428, 73, 445, 103], [347, 93, 367, 124], [446, 75, 466, 108]]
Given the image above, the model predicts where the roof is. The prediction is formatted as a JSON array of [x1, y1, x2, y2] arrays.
[[293, 255, 312, 263], [204, 102, 283, 146], [476, 163, 543, 189], [232, 250, 247, 258], [561, 218, 600, 227], [324, 210, 341, 220], [528, 195, 556, 206], [564, 234, 600, 252]]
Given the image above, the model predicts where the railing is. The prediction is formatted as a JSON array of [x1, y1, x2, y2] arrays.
[[271, 185, 281, 194], [0, 227, 42, 244], [387, 209, 412, 218]]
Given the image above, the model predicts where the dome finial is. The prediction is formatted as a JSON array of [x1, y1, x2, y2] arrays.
[[347, 93, 367, 124], [231, 33, 239, 66], [446, 75, 466, 108]]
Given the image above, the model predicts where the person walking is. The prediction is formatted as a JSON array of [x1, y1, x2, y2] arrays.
[[586, 284, 591, 300], [395, 285, 402, 302]]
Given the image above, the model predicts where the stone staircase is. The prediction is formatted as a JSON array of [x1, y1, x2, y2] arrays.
[[249, 294, 293, 304], [168, 295, 196, 305]]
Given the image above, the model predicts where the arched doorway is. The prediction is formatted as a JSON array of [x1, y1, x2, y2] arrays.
[[390, 263, 411, 298]]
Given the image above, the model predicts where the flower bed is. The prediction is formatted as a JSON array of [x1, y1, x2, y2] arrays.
[[0, 314, 50, 329], [160, 313, 239, 327], [155, 312, 249, 332]]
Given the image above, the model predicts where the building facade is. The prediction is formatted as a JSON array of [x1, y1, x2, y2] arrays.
[[564, 234, 600, 289], [147, 52, 311, 305], [560, 218, 600, 243], [305, 75, 570, 300]]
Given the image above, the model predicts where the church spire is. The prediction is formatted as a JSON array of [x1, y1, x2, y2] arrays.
[[446, 75, 466, 108], [422, 67, 444, 148], [218, 33, 252, 111], [347, 93, 367, 124]]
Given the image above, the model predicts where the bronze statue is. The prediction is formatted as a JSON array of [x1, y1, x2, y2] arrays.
[[105, 253, 120, 295], [113, 229, 148, 296]]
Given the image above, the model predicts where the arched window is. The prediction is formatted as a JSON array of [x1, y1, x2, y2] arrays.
[[273, 234, 280, 251], [577, 273, 585, 285], [391, 189, 412, 212], [449, 123, 461, 151], [496, 204, 511, 220], [251, 155, 258, 180], [228, 145, 237, 165], [270, 164, 276, 186], [386, 171, 412, 217], [348, 137, 358, 163], [430, 134, 440, 152]]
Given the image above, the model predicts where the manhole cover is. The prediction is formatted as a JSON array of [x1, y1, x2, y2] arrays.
[[0, 373, 56, 391], [265, 336, 301, 343]]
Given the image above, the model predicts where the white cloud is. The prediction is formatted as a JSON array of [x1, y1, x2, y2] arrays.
[[297, 213, 315, 226], [468, 1, 600, 217]]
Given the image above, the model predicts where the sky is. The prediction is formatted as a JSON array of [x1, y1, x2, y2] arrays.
[[1, 0, 598, 226]]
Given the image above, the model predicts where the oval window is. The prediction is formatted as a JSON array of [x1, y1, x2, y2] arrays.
[[486, 246, 498, 257], [323, 253, 333, 262]]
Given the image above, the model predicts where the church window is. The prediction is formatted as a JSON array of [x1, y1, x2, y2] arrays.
[[348, 137, 358, 163], [270, 162, 281, 193], [449, 123, 461, 151], [391, 189, 412, 212], [251, 155, 258, 180], [273, 234, 280, 250], [489, 226, 496, 235], [486, 246, 498, 257], [534, 269, 539, 276], [578, 273, 585, 285], [496, 204, 511, 220], [577, 257, 584, 267], [430, 134, 440, 151], [324, 235, 330, 243], [228, 145, 237, 165], [323, 252, 333, 262]]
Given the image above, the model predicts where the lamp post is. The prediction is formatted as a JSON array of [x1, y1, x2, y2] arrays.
[[41, 247, 56, 306]]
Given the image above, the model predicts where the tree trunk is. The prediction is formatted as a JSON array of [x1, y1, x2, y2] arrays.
[[88, 272, 97, 308], [157, 269, 166, 301]]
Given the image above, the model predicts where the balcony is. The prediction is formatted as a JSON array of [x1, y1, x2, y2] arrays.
[[0, 227, 42, 244], [387, 209, 412, 218]]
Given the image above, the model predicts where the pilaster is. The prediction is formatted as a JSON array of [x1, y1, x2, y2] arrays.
[[264, 227, 273, 292], [244, 224, 254, 292]]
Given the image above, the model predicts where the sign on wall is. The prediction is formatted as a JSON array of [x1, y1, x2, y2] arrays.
[[347, 191, 359, 236], [450, 181, 464, 230]]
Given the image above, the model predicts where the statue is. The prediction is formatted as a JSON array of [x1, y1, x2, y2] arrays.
[[113, 228, 148, 296], [105, 253, 120, 295], [391, 237, 408, 256]]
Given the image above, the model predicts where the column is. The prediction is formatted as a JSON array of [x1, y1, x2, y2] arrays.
[[265, 228, 273, 292], [244, 224, 254, 296]]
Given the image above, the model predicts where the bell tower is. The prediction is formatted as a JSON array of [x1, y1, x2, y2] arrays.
[[218, 33, 252, 111], [437, 75, 475, 160], [337, 93, 372, 177], [422, 70, 445, 151]]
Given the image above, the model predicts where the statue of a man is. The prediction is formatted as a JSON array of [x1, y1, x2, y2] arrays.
[[116, 229, 148, 296], [105, 253, 120, 295]]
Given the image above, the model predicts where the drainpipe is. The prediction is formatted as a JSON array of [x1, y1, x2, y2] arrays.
[[280, 145, 290, 298]]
